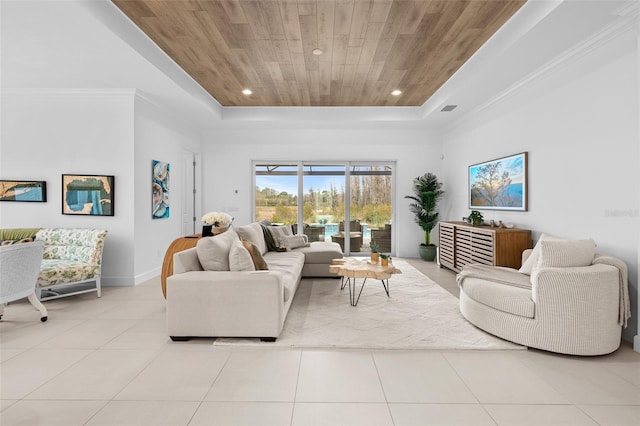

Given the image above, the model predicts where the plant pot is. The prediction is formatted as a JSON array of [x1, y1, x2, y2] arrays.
[[380, 258, 389, 267], [419, 244, 437, 261], [202, 225, 228, 237], [370, 252, 379, 263]]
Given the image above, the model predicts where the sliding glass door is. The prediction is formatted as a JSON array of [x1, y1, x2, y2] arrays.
[[255, 164, 298, 226], [349, 164, 393, 254], [255, 161, 394, 255]]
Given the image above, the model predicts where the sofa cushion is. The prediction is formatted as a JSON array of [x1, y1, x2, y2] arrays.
[[38, 259, 101, 287], [293, 241, 343, 264], [241, 238, 268, 270], [263, 251, 305, 303], [519, 233, 555, 275], [196, 229, 238, 271], [460, 277, 535, 318], [235, 223, 267, 255], [229, 238, 256, 271], [536, 239, 596, 268], [36, 228, 107, 265]]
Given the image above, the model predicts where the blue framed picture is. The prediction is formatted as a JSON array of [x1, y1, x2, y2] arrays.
[[62, 174, 114, 216], [0, 180, 47, 202]]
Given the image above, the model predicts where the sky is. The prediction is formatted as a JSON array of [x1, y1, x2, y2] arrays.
[[256, 165, 349, 195]]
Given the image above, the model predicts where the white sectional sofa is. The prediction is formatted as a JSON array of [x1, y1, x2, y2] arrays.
[[166, 222, 342, 341]]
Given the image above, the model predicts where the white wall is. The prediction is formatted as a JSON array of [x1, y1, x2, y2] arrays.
[[441, 28, 639, 342], [202, 125, 442, 258], [133, 96, 203, 283], [0, 90, 204, 286], [0, 90, 136, 285]]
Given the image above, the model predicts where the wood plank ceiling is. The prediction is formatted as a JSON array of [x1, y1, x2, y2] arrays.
[[112, 0, 526, 107]]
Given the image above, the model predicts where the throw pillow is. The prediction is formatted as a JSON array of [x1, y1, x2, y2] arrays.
[[536, 239, 596, 269], [235, 222, 268, 255], [518, 233, 557, 275], [196, 228, 238, 271], [229, 238, 256, 271], [267, 225, 293, 249], [260, 223, 287, 252], [280, 234, 309, 250], [241, 238, 269, 270]]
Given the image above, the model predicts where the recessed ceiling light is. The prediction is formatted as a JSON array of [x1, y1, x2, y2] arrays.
[[242, 89, 252, 95], [312, 48, 323, 56], [391, 90, 402, 96]]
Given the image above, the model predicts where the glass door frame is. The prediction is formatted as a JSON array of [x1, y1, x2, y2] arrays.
[[252, 160, 396, 256]]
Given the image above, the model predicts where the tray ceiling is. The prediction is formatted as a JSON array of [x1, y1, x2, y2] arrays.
[[112, 0, 526, 107]]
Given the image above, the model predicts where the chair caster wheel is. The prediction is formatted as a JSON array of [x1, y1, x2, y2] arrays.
[[41, 316, 48, 322]]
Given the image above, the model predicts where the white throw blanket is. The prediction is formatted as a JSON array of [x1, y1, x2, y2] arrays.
[[456, 264, 532, 290], [593, 254, 631, 328]]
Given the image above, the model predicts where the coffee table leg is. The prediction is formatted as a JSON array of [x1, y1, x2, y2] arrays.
[[340, 276, 350, 291], [381, 279, 390, 297], [350, 278, 368, 307]]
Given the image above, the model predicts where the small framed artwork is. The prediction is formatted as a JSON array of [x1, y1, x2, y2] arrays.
[[62, 174, 114, 216], [469, 152, 528, 211], [152, 160, 170, 219], [0, 180, 47, 202]]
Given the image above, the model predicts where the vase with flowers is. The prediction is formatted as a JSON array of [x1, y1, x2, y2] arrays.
[[201, 211, 233, 237]]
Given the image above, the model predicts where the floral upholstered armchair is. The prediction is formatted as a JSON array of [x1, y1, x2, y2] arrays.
[[35, 228, 107, 301]]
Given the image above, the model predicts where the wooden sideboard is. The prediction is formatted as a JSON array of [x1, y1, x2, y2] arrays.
[[438, 221, 532, 272]]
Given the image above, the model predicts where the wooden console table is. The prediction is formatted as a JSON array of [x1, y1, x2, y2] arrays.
[[161, 234, 201, 298], [439, 221, 531, 273]]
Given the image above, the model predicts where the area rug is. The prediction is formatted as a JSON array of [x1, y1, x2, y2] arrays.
[[213, 260, 523, 350]]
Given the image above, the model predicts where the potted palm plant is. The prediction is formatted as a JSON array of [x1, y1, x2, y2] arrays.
[[405, 172, 444, 261]]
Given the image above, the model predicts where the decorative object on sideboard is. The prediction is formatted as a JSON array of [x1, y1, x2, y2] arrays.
[[62, 174, 114, 216], [0, 180, 47, 202], [469, 152, 528, 211], [467, 210, 484, 226], [405, 172, 444, 262], [201, 211, 233, 237]]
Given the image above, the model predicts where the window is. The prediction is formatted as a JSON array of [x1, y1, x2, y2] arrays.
[[254, 161, 394, 255]]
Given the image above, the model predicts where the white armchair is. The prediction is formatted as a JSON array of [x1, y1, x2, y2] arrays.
[[457, 242, 630, 356], [0, 241, 48, 322]]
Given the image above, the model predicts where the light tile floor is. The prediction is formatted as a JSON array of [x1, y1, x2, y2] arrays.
[[1, 260, 639, 426]]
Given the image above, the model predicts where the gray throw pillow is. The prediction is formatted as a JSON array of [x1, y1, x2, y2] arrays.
[[229, 238, 256, 271], [196, 228, 238, 271]]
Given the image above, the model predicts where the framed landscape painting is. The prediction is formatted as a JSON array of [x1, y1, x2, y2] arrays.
[[0, 180, 47, 202], [62, 174, 114, 216], [469, 152, 528, 211]]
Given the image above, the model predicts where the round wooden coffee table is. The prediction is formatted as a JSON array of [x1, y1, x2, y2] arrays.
[[329, 258, 401, 306]]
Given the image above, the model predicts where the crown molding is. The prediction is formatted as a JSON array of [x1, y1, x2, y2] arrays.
[[1, 88, 137, 97]]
